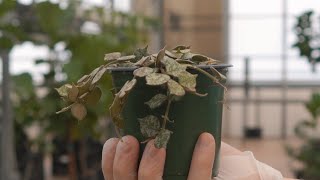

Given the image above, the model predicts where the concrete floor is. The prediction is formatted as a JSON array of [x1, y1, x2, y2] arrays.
[[223, 138, 300, 179]]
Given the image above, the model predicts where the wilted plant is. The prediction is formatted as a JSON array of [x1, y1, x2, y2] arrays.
[[56, 45, 226, 148]]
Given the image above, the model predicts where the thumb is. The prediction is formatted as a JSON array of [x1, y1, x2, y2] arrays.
[[188, 132, 216, 180]]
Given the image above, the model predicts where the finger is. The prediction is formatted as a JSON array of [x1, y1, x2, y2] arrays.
[[138, 140, 166, 180], [188, 132, 215, 180], [113, 136, 140, 180], [102, 138, 119, 180], [220, 142, 242, 156]]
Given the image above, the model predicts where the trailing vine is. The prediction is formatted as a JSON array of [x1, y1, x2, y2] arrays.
[[56, 45, 226, 148]]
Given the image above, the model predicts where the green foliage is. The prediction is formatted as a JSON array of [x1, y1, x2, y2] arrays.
[[57, 45, 226, 148], [293, 11, 320, 67]]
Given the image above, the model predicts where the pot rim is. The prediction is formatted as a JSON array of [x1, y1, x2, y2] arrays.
[[107, 64, 232, 72]]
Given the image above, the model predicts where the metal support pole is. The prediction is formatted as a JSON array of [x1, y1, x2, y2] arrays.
[[243, 57, 250, 138], [281, 0, 288, 139], [1, 52, 20, 180]]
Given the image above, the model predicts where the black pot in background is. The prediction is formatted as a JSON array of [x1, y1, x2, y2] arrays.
[[244, 127, 262, 139]]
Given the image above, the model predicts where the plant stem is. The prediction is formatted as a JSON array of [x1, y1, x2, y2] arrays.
[[162, 96, 172, 129]]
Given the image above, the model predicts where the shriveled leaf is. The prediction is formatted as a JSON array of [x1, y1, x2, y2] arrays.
[[138, 115, 160, 138], [118, 78, 137, 98], [146, 73, 171, 86], [104, 52, 121, 61], [109, 94, 125, 128], [154, 129, 172, 149], [117, 62, 135, 67], [68, 84, 79, 102], [134, 56, 150, 66], [133, 67, 154, 77], [145, 94, 167, 109], [84, 87, 102, 105], [177, 71, 197, 91], [77, 78, 91, 96], [92, 67, 107, 85], [172, 45, 191, 53], [134, 46, 149, 61], [167, 79, 185, 97], [161, 56, 186, 77], [117, 55, 136, 62], [191, 54, 209, 62], [56, 104, 73, 114], [156, 47, 165, 67], [165, 50, 178, 59], [77, 74, 90, 84], [90, 66, 102, 77], [55, 84, 72, 97], [71, 103, 87, 120]]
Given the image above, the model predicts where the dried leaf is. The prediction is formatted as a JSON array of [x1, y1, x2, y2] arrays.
[[77, 74, 90, 84], [71, 103, 87, 120], [56, 104, 73, 114], [177, 71, 198, 91], [172, 45, 191, 53], [146, 73, 171, 86], [161, 56, 186, 77], [138, 115, 160, 138], [68, 84, 79, 102], [133, 67, 154, 77], [145, 94, 167, 109], [133, 46, 149, 61], [104, 52, 121, 61], [165, 50, 178, 59], [134, 56, 150, 66], [156, 47, 165, 67], [92, 67, 107, 85], [167, 79, 185, 97], [117, 55, 136, 62], [84, 87, 102, 105], [191, 54, 209, 62], [154, 129, 172, 149], [118, 78, 137, 98], [55, 84, 72, 97], [109, 94, 125, 128]]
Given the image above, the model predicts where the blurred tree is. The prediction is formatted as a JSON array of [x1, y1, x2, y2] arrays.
[[0, 0, 157, 179], [289, 10, 320, 180], [293, 11, 320, 72]]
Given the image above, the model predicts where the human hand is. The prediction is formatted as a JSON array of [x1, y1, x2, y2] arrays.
[[101, 132, 215, 180], [102, 133, 289, 180]]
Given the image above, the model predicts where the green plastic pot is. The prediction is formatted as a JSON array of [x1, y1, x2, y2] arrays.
[[109, 64, 230, 180]]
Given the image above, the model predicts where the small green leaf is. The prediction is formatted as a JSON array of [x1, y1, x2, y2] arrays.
[[71, 103, 87, 120], [138, 115, 160, 138], [55, 84, 72, 97], [68, 84, 79, 102], [104, 52, 121, 61], [177, 71, 197, 91], [146, 73, 170, 86], [84, 87, 102, 105], [133, 67, 154, 77], [145, 94, 167, 109], [154, 129, 172, 149], [167, 79, 185, 97]]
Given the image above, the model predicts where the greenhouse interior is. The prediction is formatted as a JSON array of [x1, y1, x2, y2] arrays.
[[1, 0, 320, 179]]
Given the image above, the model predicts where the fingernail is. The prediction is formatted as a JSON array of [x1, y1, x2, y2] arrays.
[[144, 140, 162, 157], [196, 133, 214, 149], [117, 136, 133, 153]]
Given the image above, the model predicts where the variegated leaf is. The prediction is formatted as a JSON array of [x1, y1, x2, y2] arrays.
[[133, 67, 154, 77], [167, 79, 185, 97], [146, 73, 171, 86], [145, 94, 167, 109], [138, 115, 160, 138], [154, 129, 172, 149]]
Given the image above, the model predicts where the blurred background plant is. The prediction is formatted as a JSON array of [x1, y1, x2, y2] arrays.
[[287, 10, 320, 180], [0, 0, 157, 179]]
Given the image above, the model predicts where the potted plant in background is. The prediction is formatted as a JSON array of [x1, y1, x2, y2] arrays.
[[287, 10, 320, 180], [56, 45, 230, 179]]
